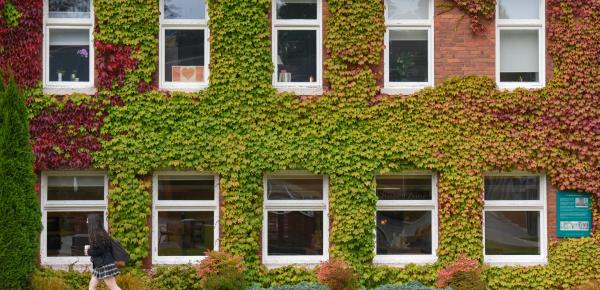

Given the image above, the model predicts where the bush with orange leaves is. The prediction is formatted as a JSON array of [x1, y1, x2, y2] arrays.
[[436, 255, 485, 290], [195, 250, 246, 290], [316, 258, 359, 290]]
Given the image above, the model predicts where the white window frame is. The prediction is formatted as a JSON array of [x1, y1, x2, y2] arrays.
[[40, 171, 108, 266], [43, 0, 95, 94], [272, 0, 323, 95], [383, 0, 434, 95], [262, 170, 329, 267], [159, 0, 210, 92], [152, 171, 219, 264], [496, 0, 545, 90], [483, 172, 548, 266], [373, 171, 438, 265]]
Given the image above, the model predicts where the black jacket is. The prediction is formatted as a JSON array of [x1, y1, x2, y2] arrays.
[[88, 239, 115, 269]]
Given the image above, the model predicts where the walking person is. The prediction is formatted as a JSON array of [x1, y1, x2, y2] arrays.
[[86, 214, 122, 290]]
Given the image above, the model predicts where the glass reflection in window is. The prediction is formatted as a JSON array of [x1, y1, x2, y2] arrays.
[[49, 0, 91, 18], [46, 211, 102, 257], [49, 29, 90, 83], [47, 176, 104, 201], [499, 30, 539, 82], [387, 0, 429, 20], [267, 178, 323, 200], [158, 176, 214, 201], [376, 175, 431, 200], [389, 30, 428, 82], [276, 0, 317, 20], [164, 0, 205, 20], [268, 211, 323, 255], [377, 211, 432, 254], [498, 0, 539, 20], [157, 211, 214, 256], [485, 176, 540, 200], [165, 29, 205, 83], [277, 30, 317, 83], [485, 211, 540, 255]]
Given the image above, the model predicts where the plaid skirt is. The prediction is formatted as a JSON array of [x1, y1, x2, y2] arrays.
[[92, 263, 120, 279]]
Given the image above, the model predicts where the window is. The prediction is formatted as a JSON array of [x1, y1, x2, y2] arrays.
[[40, 172, 107, 265], [483, 173, 547, 265], [263, 172, 329, 265], [152, 172, 219, 264], [44, 0, 94, 91], [160, 0, 209, 91], [272, 0, 322, 94], [384, 0, 434, 94], [496, 0, 545, 89], [374, 172, 438, 264]]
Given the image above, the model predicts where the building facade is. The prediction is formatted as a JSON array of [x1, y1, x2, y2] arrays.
[[1, 0, 598, 288]]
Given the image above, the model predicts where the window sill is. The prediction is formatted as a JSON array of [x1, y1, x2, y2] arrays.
[[159, 84, 209, 93], [275, 86, 323, 96], [381, 86, 430, 95], [152, 256, 206, 265], [43, 87, 97, 96], [484, 257, 547, 266], [262, 262, 320, 269], [263, 256, 327, 268], [41, 258, 92, 270], [373, 255, 437, 266], [497, 83, 545, 91]]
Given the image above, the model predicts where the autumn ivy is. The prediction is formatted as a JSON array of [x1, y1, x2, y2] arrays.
[[3, 0, 598, 288]]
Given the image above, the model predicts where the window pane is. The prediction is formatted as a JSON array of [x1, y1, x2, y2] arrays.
[[47, 176, 104, 200], [485, 176, 540, 200], [277, 30, 317, 83], [164, 0, 206, 19], [158, 176, 214, 200], [267, 178, 323, 200], [46, 211, 102, 257], [389, 30, 428, 82], [387, 0, 430, 20], [377, 211, 432, 254], [276, 0, 317, 20], [49, 29, 90, 82], [376, 175, 432, 200], [485, 211, 540, 255], [49, 0, 91, 18], [268, 211, 323, 255], [498, 0, 539, 20], [165, 29, 205, 83], [500, 30, 539, 82], [158, 211, 214, 256]]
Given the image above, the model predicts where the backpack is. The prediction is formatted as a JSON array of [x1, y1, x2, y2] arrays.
[[111, 238, 129, 268]]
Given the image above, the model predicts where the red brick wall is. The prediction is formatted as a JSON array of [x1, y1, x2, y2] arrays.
[[547, 181, 557, 241], [434, 0, 496, 85]]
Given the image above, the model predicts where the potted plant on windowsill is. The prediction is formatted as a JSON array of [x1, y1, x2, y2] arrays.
[[56, 68, 65, 82], [70, 70, 78, 82]]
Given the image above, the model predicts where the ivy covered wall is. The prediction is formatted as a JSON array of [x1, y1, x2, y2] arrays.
[[1, 0, 599, 288]]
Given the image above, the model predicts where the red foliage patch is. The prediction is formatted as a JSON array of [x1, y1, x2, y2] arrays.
[[96, 41, 138, 89], [0, 0, 42, 88]]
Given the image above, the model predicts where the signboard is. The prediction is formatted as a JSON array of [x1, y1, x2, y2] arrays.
[[556, 191, 592, 238]]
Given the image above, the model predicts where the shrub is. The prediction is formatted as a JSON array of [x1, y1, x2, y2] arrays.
[[30, 274, 69, 290], [447, 271, 485, 290], [0, 76, 42, 289], [196, 250, 246, 290], [574, 280, 600, 290], [151, 265, 201, 290], [113, 272, 148, 290], [436, 255, 481, 288], [371, 281, 449, 290], [316, 258, 359, 290], [245, 282, 328, 290]]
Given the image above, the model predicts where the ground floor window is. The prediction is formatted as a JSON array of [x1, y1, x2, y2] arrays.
[[263, 172, 329, 265], [41, 172, 107, 265], [483, 173, 547, 265], [152, 172, 219, 264], [374, 172, 438, 264]]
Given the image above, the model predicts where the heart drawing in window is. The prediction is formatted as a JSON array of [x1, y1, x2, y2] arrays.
[[172, 66, 204, 82]]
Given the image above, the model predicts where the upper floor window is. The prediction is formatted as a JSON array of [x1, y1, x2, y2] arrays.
[[152, 172, 219, 264], [44, 0, 94, 91], [263, 171, 329, 266], [384, 0, 434, 94], [272, 0, 322, 95], [374, 172, 438, 264], [159, 0, 209, 91], [496, 0, 545, 89], [483, 173, 547, 265], [40, 171, 107, 266]]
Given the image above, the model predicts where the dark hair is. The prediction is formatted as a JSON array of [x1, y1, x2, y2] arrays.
[[87, 213, 111, 247]]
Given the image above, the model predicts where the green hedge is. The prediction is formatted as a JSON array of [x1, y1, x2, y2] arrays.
[[0, 78, 42, 289]]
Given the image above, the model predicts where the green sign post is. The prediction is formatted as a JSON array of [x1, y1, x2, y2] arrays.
[[556, 191, 592, 238]]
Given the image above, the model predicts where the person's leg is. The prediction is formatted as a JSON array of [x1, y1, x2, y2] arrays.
[[88, 276, 99, 290], [103, 276, 122, 290]]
